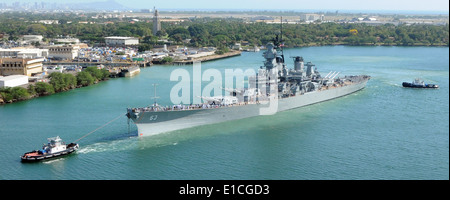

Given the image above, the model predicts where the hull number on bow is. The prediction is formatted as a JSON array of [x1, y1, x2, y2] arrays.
[[149, 115, 158, 121]]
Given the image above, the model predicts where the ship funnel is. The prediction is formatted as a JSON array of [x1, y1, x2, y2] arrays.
[[306, 62, 315, 77], [292, 56, 304, 71]]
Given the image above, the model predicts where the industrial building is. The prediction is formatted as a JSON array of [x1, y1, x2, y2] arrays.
[[0, 57, 44, 76], [53, 37, 80, 44], [300, 14, 324, 22], [20, 35, 43, 45], [105, 36, 139, 46], [0, 48, 48, 59], [0, 75, 28, 88], [47, 45, 79, 60]]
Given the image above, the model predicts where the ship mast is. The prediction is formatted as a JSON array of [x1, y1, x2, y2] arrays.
[[280, 16, 284, 63], [152, 83, 159, 106]]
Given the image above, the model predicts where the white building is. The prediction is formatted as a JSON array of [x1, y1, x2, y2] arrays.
[[54, 37, 80, 44], [0, 75, 29, 88], [19, 35, 43, 45], [48, 45, 79, 60], [0, 49, 22, 57], [38, 20, 59, 24], [0, 48, 48, 59], [232, 43, 242, 50], [22, 35, 43, 42], [187, 51, 215, 59], [105, 36, 139, 46], [300, 14, 324, 22]]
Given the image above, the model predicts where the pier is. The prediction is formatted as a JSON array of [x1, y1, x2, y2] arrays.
[[173, 51, 241, 65], [44, 61, 152, 68], [42, 51, 242, 68]]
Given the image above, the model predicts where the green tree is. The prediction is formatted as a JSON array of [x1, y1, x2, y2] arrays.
[[49, 72, 65, 92], [84, 67, 109, 81], [76, 71, 95, 86], [27, 84, 36, 96], [138, 43, 152, 52], [10, 87, 31, 101], [215, 46, 230, 55], [401, 36, 415, 46], [384, 38, 394, 45], [35, 82, 55, 96], [0, 87, 13, 102], [160, 56, 174, 64], [100, 69, 110, 80], [84, 67, 102, 81], [48, 72, 76, 92], [27, 24, 47, 35], [168, 27, 190, 38]]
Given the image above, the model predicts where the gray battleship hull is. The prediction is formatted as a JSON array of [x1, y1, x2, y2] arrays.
[[130, 77, 369, 137]]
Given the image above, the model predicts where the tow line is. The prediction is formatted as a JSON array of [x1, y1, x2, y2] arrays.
[[73, 114, 124, 143]]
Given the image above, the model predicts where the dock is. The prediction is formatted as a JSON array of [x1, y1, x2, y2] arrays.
[[43, 51, 241, 67], [173, 50, 241, 65], [44, 61, 152, 68]]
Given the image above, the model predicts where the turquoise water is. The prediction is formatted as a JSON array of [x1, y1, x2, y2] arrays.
[[0, 46, 448, 180]]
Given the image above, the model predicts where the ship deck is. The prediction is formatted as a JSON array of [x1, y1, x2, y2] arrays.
[[24, 152, 40, 157], [129, 75, 369, 114]]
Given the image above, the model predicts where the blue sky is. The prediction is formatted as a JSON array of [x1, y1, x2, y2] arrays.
[[3, 0, 450, 13]]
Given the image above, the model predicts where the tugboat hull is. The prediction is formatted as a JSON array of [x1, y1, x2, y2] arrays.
[[402, 82, 439, 88]]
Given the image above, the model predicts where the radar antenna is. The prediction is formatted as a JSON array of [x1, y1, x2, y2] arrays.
[[151, 83, 160, 106], [280, 16, 285, 63]]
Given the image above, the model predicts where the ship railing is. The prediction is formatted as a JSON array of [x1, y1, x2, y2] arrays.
[[129, 100, 270, 113]]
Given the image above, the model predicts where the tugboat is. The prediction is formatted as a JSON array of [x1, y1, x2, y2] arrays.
[[21, 136, 79, 162], [402, 78, 439, 89]]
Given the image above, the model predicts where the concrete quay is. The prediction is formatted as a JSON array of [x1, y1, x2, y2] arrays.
[[173, 51, 241, 65]]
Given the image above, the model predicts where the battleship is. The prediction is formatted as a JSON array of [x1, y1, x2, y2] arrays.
[[126, 34, 370, 137]]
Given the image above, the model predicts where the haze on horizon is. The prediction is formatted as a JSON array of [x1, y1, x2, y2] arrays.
[[2, 0, 449, 13]]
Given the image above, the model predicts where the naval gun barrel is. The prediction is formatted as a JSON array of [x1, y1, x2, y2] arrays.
[[327, 71, 336, 79], [324, 71, 333, 78], [331, 72, 340, 79]]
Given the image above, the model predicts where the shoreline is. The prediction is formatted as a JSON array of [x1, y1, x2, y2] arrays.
[[1, 67, 111, 105], [290, 42, 449, 47], [0, 79, 109, 105]]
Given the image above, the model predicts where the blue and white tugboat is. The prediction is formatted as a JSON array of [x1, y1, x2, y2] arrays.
[[402, 78, 439, 89], [21, 136, 79, 162]]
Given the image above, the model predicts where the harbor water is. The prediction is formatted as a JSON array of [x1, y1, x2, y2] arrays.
[[0, 46, 448, 180]]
